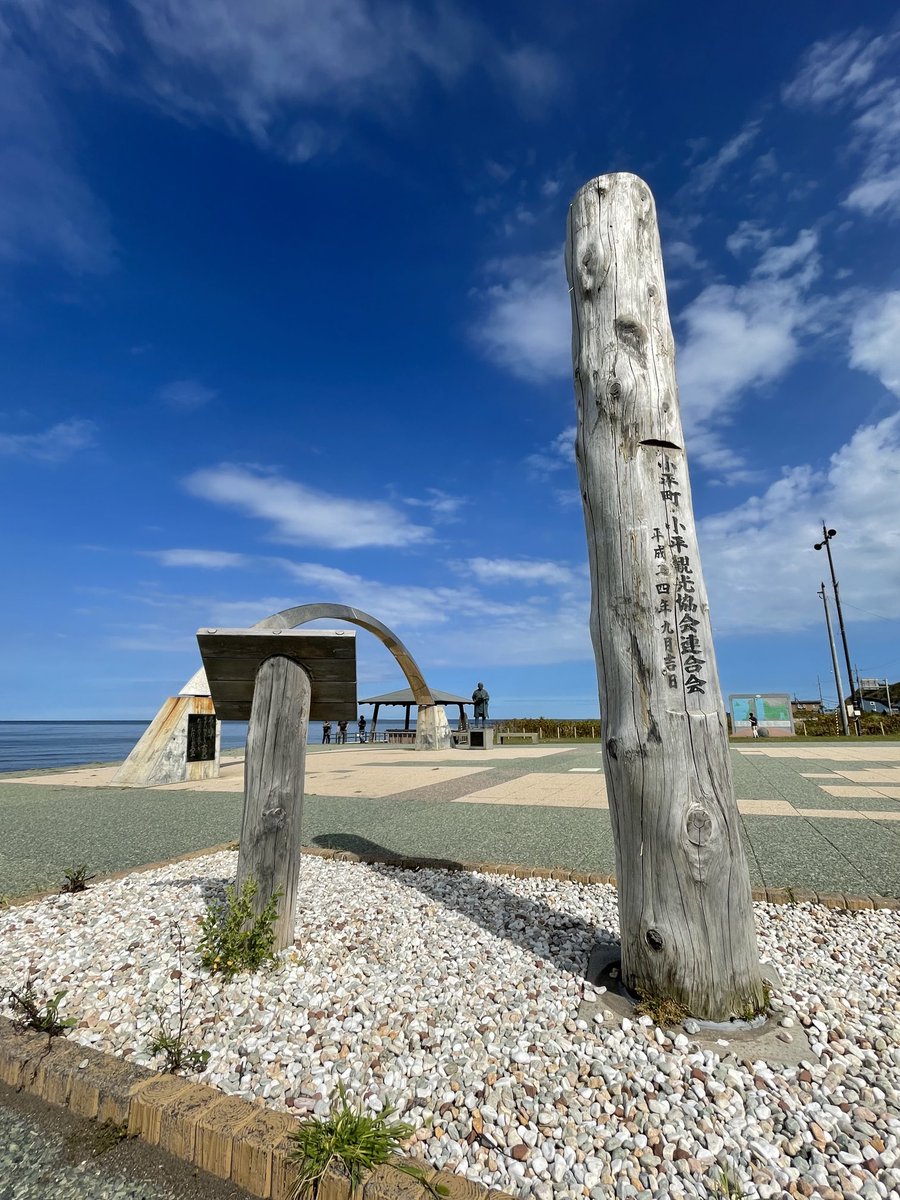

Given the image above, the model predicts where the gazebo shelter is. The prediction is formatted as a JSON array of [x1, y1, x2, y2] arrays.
[[360, 688, 473, 738]]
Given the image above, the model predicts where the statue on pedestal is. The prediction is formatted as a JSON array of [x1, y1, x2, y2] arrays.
[[472, 682, 490, 725]]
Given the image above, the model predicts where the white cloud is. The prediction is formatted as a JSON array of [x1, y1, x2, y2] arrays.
[[401, 488, 466, 521], [183, 464, 432, 549], [8, 0, 559, 161], [699, 412, 900, 634], [150, 549, 247, 568], [157, 379, 217, 410], [0, 417, 97, 461], [684, 121, 761, 196], [0, 30, 114, 274], [525, 426, 575, 476], [782, 31, 889, 107], [849, 290, 900, 396], [783, 31, 900, 219], [463, 557, 578, 587], [726, 220, 774, 257], [472, 248, 569, 382], [676, 230, 825, 474]]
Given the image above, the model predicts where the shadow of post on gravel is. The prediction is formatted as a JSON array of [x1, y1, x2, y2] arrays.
[[310, 833, 619, 979]]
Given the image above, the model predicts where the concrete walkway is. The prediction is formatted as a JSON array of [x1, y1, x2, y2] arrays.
[[2, 741, 899, 900]]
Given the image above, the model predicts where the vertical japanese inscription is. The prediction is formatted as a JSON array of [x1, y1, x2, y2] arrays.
[[654, 454, 706, 696]]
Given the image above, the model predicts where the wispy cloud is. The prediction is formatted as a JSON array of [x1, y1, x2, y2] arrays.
[[0, 417, 97, 462], [183, 464, 433, 549], [0, 29, 114, 274], [783, 30, 900, 219], [463, 556, 579, 587], [472, 248, 568, 382], [7, 0, 560, 162], [683, 120, 762, 197], [149, 548, 247, 568], [782, 30, 890, 107], [157, 379, 217, 410], [401, 488, 466, 522], [525, 426, 575, 477]]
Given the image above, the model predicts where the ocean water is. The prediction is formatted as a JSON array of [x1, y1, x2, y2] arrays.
[[0, 718, 431, 774]]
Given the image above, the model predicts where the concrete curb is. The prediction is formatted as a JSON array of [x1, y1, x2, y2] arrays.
[[3, 841, 898, 912], [0, 1018, 513, 1200], [299, 846, 900, 910]]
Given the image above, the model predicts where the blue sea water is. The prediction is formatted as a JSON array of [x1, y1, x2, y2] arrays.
[[0, 718, 429, 773]]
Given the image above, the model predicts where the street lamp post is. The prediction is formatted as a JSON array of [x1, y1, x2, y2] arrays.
[[814, 522, 860, 736], [818, 582, 849, 737]]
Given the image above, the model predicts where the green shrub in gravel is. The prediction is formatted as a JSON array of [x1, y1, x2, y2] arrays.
[[288, 1084, 448, 1199], [196, 878, 281, 980], [60, 864, 95, 894], [7, 977, 77, 1040]]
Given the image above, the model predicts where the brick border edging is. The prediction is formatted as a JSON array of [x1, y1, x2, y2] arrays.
[[0, 1018, 513, 1200], [3, 840, 898, 913]]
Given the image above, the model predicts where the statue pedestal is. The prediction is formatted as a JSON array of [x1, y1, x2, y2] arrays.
[[465, 727, 493, 750]]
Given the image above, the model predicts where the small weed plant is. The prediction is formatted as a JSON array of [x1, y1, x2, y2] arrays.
[[7, 977, 77, 1041], [145, 923, 211, 1074], [289, 1085, 448, 1199], [60, 864, 96, 894], [713, 1167, 745, 1199], [197, 879, 281, 979]]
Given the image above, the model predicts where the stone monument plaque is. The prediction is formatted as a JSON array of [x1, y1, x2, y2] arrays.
[[186, 713, 217, 761]]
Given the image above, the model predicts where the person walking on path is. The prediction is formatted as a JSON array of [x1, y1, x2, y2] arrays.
[[322, 721, 331, 744], [749, 711, 759, 738], [358, 714, 367, 743], [337, 720, 348, 744]]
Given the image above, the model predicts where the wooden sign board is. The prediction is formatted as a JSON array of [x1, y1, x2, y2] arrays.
[[196, 628, 357, 722]]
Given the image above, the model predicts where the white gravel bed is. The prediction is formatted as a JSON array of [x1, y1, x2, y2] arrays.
[[1, 851, 898, 1200]]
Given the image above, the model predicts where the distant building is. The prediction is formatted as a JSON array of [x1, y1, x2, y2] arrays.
[[792, 699, 824, 715]]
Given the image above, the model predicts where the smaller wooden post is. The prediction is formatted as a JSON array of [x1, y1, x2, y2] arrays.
[[236, 656, 310, 951]]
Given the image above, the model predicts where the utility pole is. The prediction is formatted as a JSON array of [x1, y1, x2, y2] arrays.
[[887, 677, 893, 715], [815, 523, 860, 736], [819, 582, 849, 737]]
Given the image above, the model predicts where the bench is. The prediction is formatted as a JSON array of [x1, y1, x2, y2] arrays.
[[497, 731, 539, 744]]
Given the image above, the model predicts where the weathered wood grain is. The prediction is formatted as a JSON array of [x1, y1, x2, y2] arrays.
[[236, 655, 310, 951], [566, 173, 765, 1020]]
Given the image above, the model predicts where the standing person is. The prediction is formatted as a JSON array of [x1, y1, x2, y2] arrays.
[[338, 720, 348, 744], [749, 710, 760, 739], [322, 721, 331, 744], [358, 714, 367, 743]]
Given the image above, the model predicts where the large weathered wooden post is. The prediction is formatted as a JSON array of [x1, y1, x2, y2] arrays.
[[197, 628, 357, 952], [566, 173, 766, 1021]]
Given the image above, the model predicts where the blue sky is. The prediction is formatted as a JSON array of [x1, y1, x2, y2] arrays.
[[2, 1, 900, 719]]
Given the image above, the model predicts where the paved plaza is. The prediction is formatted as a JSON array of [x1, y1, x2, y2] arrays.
[[2, 741, 899, 900]]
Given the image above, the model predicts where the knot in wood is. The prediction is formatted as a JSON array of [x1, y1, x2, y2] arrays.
[[262, 805, 288, 832], [686, 807, 713, 847], [645, 928, 663, 952]]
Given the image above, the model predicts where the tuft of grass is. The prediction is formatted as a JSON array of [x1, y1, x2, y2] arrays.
[[712, 1167, 745, 1198], [634, 991, 689, 1027], [60, 864, 96, 894], [197, 878, 281, 980], [288, 1084, 448, 1199], [7, 977, 77, 1040]]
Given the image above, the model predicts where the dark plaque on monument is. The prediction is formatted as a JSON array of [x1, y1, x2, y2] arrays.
[[186, 713, 217, 762]]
